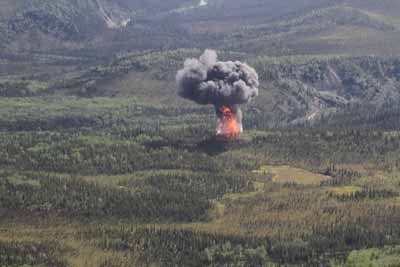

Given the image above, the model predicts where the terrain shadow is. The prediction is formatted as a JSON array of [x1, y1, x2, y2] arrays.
[[195, 136, 247, 156]]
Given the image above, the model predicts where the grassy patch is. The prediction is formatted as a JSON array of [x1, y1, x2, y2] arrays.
[[6, 174, 40, 187], [327, 186, 363, 197], [253, 165, 331, 185], [332, 246, 400, 267]]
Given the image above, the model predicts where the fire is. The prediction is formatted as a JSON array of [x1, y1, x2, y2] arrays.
[[216, 105, 242, 139]]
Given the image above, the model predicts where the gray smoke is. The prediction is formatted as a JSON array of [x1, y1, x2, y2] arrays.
[[176, 50, 259, 135], [176, 50, 259, 107]]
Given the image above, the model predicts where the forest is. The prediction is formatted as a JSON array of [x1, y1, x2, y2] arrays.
[[2, 0, 400, 266], [1, 87, 400, 266]]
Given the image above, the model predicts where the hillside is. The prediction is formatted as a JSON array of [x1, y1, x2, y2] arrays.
[[2, 1, 400, 267], [1, 0, 400, 56], [2, 49, 397, 126]]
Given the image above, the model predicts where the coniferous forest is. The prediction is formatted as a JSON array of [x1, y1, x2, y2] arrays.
[[2, 0, 400, 266]]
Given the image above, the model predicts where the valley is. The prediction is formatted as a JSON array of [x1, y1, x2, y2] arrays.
[[1, 0, 400, 266]]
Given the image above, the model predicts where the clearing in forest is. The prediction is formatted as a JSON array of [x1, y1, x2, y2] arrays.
[[327, 186, 363, 197], [253, 165, 331, 185]]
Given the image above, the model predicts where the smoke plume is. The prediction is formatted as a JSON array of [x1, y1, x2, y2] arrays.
[[176, 50, 259, 138]]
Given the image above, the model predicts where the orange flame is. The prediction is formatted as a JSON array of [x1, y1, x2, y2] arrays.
[[216, 106, 242, 139]]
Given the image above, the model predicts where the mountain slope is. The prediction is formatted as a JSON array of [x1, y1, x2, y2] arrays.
[[1, 0, 400, 126], [2, 0, 400, 56], [222, 4, 400, 55], [0, 0, 207, 54], [18, 49, 396, 126], [1, 0, 129, 42]]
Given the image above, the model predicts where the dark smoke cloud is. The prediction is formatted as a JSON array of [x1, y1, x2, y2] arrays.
[[176, 50, 259, 106]]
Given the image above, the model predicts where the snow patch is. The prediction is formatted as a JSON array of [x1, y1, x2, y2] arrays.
[[171, 0, 209, 13], [307, 112, 318, 121], [199, 0, 208, 7], [96, 0, 131, 29], [120, 18, 131, 27], [105, 17, 131, 29]]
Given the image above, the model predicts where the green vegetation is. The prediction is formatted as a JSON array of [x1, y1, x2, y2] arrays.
[[1, 0, 400, 266], [1, 94, 400, 265], [253, 165, 330, 185], [332, 246, 400, 267], [327, 186, 363, 197], [1, 54, 400, 264]]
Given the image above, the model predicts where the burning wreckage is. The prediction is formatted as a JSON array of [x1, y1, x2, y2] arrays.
[[176, 50, 259, 139]]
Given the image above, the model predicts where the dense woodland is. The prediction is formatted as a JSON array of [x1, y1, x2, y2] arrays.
[[1, 53, 400, 265], [1, 90, 400, 266], [2, 0, 400, 266], [1, 54, 400, 266]]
